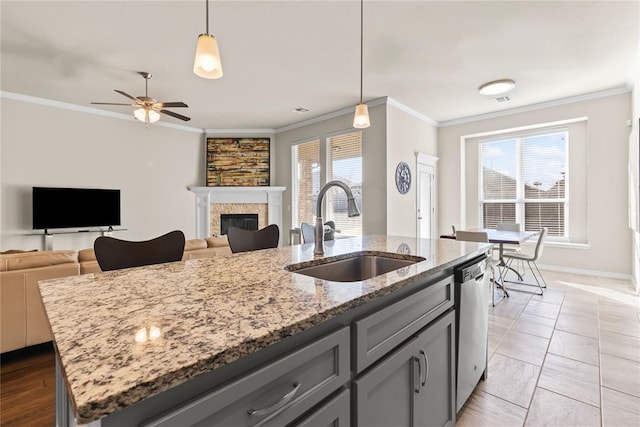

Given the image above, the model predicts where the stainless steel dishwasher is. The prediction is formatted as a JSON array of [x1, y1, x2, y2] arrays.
[[454, 253, 490, 412]]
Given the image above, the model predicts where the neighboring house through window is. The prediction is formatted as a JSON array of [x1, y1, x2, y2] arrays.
[[291, 130, 363, 237], [292, 138, 320, 229], [480, 130, 568, 237]]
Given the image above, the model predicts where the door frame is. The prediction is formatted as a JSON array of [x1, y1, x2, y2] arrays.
[[416, 152, 439, 240]]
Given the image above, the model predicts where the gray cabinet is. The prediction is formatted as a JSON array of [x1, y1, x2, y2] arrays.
[[353, 275, 453, 373], [142, 327, 350, 427], [289, 388, 350, 427], [353, 310, 455, 427]]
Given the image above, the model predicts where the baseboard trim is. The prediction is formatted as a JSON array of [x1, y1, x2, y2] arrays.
[[537, 263, 632, 282]]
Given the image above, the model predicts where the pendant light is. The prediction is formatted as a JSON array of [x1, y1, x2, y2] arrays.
[[353, 0, 370, 129], [193, 0, 223, 79]]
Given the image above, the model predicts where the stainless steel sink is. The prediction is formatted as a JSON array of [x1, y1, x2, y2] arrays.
[[285, 252, 425, 282]]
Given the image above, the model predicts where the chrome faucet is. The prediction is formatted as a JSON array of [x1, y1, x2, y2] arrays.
[[314, 180, 361, 256]]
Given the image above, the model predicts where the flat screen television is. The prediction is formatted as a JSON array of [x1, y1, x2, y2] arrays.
[[32, 187, 121, 230]]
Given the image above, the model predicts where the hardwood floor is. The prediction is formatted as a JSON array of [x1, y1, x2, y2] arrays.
[[0, 343, 55, 426]]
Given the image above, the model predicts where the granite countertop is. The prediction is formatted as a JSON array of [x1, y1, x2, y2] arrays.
[[38, 235, 490, 424]]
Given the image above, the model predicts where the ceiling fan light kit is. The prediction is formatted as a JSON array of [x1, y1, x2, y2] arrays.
[[134, 108, 160, 123], [194, 0, 223, 79], [353, 0, 370, 129]]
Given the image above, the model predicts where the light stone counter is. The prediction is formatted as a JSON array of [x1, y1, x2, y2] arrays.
[[38, 235, 490, 424]]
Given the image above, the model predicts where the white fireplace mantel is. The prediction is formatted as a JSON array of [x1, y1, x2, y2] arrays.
[[188, 186, 286, 240]]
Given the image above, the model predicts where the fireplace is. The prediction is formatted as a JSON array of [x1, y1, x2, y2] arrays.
[[220, 214, 258, 235], [188, 186, 286, 244]]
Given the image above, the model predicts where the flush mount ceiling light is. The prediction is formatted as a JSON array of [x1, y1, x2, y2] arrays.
[[478, 79, 515, 96], [353, 0, 370, 129], [193, 0, 223, 79]]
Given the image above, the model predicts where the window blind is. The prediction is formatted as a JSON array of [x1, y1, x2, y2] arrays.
[[327, 131, 363, 236], [480, 131, 567, 236], [292, 139, 320, 227]]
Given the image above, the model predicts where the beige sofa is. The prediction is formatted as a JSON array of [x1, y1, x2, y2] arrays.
[[0, 236, 231, 354]]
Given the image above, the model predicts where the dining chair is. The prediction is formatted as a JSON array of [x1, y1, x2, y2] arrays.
[[501, 227, 548, 295], [300, 221, 337, 244], [455, 231, 504, 306], [496, 222, 523, 269], [94, 230, 185, 271], [300, 222, 315, 244], [227, 224, 280, 253]]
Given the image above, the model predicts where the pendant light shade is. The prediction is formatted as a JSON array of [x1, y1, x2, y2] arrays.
[[353, 103, 370, 128], [194, 0, 223, 79], [353, 0, 370, 129], [194, 34, 223, 79]]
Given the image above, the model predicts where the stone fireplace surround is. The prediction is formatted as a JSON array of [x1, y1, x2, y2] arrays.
[[188, 187, 286, 244]]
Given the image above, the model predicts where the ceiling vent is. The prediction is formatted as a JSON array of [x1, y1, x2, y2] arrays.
[[496, 96, 511, 103]]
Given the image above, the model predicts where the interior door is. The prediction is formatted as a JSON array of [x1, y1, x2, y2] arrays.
[[417, 163, 435, 240]]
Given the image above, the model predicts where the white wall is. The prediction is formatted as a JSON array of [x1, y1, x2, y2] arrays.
[[1, 98, 203, 251], [439, 93, 632, 276], [274, 104, 387, 243], [386, 104, 438, 237], [631, 47, 640, 291]]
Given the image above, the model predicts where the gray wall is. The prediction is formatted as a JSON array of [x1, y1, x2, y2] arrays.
[[438, 93, 632, 276], [273, 104, 387, 243], [386, 104, 438, 237], [1, 98, 203, 251]]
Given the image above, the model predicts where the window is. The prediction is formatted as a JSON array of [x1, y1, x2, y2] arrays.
[[292, 139, 320, 228], [480, 130, 567, 237], [327, 131, 363, 236]]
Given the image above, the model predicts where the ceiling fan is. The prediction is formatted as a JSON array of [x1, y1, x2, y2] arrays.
[[91, 72, 190, 124]]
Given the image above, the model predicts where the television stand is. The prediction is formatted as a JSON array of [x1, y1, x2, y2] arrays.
[[29, 228, 127, 250]]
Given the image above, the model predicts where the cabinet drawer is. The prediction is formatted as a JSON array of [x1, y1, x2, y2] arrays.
[[143, 327, 350, 427], [289, 388, 350, 427], [353, 275, 453, 372]]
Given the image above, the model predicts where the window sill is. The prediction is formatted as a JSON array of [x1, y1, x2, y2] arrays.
[[522, 240, 590, 250]]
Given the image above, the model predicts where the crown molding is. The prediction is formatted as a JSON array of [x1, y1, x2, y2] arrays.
[[0, 91, 204, 134], [387, 97, 439, 126], [204, 129, 275, 135], [274, 97, 388, 134], [439, 86, 631, 128]]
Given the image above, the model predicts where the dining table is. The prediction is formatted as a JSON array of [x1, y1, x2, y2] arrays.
[[441, 228, 537, 296]]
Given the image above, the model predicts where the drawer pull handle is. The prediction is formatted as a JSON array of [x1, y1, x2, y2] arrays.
[[248, 382, 301, 416]]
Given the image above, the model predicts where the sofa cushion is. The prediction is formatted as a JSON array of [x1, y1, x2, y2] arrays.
[[185, 239, 208, 251], [78, 248, 96, 262], [206, 235, 229, 248], [0, 250, 78, 272], [0, 249, 38, 254]]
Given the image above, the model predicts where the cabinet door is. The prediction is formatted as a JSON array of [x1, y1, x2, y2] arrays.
[[413, 311, 455, 427], [352, 335, 420, 427], [290, 388, 350, 427]]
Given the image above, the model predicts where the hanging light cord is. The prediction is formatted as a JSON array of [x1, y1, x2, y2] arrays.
[[359, 0, 364, 104], [205, 0, 210, 35]]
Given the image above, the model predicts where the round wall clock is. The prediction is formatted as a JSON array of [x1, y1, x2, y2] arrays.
[[395, 161, 411, 194]]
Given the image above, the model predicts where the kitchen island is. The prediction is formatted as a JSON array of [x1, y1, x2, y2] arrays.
[[38, 235, 491, 426]]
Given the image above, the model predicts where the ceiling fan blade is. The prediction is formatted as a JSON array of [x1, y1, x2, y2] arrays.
[[160, 110, 191, 121], [91, 102, 132, 106], [159, 102, 188, 108], [114, 90, 137, 101]]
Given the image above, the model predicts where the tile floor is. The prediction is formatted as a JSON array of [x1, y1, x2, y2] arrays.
[[456, 269, 640, 427]]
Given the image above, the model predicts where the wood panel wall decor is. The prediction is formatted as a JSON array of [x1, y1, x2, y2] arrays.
[[206, 138, 270, 187]]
